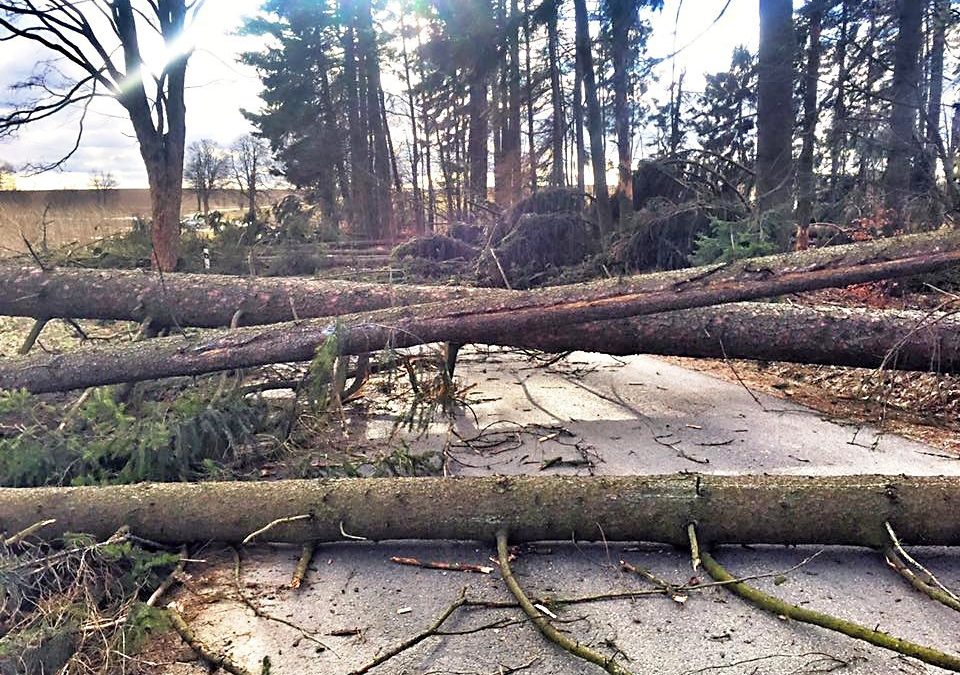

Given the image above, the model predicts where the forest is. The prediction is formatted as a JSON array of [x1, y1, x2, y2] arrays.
[[240, 0, 958, 272], [1, 1, 960, 674]]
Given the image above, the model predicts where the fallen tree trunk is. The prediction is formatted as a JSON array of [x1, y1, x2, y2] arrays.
[[1, 475, 957, 546], [518, 303, 960, 373], [0, 264, 491, 328], [3, 230, 960, 393], [1, 229, 958, 329]]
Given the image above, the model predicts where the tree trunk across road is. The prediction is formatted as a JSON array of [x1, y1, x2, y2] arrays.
[[1, 475, 957, 547], [2, 230, 960, 393], [519, 302, 960, 373]]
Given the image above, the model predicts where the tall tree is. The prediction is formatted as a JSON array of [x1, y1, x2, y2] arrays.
[[398, 8, 425, 232], [0, 0, 199, 270], [356, 0, 393, 237], [795, 0, 825, 247], [543, 0, 566, 187], [574, 0, 612, 234], [603, 0, 643, 223], [882, 0, 925, 227], [920, 0, 948, 198], [756, 0, 796, 246]]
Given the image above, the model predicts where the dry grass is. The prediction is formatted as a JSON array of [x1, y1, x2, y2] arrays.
[[0, 188, 292, 256], [0, 203, 134, 256]]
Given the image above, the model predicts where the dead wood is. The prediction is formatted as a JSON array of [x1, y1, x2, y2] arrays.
[[1, 475, 958, 547], [0, 229, 956, 332], [4, 230, 960, 393], [700, 547, 960, 672], [517, 302, 960, 373], [0, 263, 490, 327], [496, 529, 634, 674]]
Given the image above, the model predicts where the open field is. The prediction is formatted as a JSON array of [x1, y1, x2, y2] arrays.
[[0, 188, 291, 256]]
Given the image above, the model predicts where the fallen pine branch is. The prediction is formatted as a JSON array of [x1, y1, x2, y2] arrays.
[[1, 475, 958, 547], [496, 529, 633, 674], [699, 544, 960, 672], [5, 230, 960, 393]]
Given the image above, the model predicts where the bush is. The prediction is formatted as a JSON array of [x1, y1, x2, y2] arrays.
[[0, 387, 269, 487], [691, 218, 777, 265]]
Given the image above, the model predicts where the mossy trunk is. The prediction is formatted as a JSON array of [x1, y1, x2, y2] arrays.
[[1, 475, 958, 547], [2, 230, 960, 393]]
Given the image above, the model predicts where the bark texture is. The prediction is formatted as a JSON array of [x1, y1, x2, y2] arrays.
[[882, 0, 925, 223], [756, 0, 796, 243], [0, 264, 491, 328], [1, 475, 958, 547], [3, 230, 960, 393], [573, 0, 612, 234], [520, 303, 960, 374]]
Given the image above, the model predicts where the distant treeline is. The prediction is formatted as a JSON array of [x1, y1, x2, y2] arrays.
[[0, 189, 293, 215]]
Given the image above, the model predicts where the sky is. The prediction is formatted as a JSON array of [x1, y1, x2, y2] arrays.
[[0, 0, 760, 190]]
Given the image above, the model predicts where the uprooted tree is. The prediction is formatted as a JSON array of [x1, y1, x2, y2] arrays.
[[2, 262, 960, 374], [0, 0, 203, 271], [3, 229, 960, 393]]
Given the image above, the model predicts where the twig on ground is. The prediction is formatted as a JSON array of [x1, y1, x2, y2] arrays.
[[496, 529, 634, 675], [391, 556, 494, 574], [167, 608, 255, 675], [885, 521, 960, 606], [885, 548, 960, 613], [348, 587, 470, 675], [3, 518, 57, 547], [18, 318, 48, 355], [687, 523, 701, 572], [718, 337, 766, 409], [697, 529, 960, 672], [242, 514, 312, 545], [147, 545, 188, 608], [291, 542, 316, 589], [232, 547, 331, 651]]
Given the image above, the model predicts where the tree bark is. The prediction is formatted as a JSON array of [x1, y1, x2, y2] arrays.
[[2, 475, 958, 547], [573, 0, 612, 234], [882, 0, 925, 225], [519, 302, 960, 374], [610, 0, 635, 223], [795, 1, 824, 248], [756, 0, 796, 245], [546, 0, 565, 187], [114, 0, 188, 272], [921, 0, 947, 193], [3, 264, 958, 372], [0, 264, 492, 328], [4, 229, 960, 393]]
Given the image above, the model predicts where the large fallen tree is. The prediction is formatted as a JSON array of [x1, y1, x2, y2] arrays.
[[0, 263, 491, 327], [2, 229, 959, 328], [1, 475, 958, 546], [519, 302, 960, 373], [3, 231, 960, 393]]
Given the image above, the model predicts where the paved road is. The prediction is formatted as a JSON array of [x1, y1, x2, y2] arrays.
[[160, 352, 960, 674]]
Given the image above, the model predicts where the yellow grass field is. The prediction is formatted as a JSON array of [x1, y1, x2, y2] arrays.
[[0, 188, 288, 256]]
